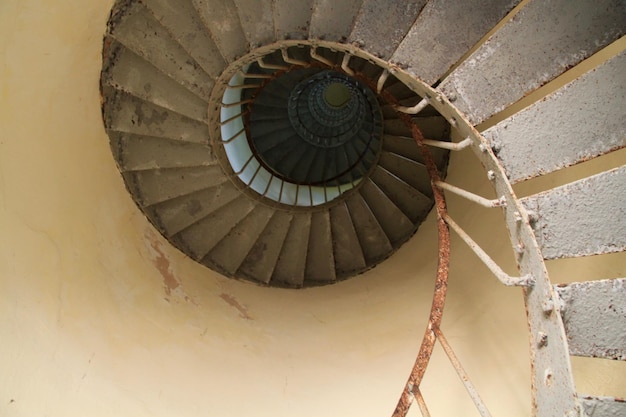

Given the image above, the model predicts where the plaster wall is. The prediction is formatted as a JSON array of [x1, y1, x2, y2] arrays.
[[0, 1, 624, 416]]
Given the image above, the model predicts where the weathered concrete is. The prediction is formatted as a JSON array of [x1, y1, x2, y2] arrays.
[[330, 201, 368, 277], [108, 0, 214, 100], [309, 0, 362, 42], [348, 0, 427, 59], [370, 166, 432, 224], [521, 166, 626, 259], [104, 40, 209, 122], [272, 212, 311, 286], [556, 278, 626, 360], [103, 86, 210, 144], [142, 0, 227, 77], [345, 192, 393, 263], [193, 0, 248, 61], [305, 210, 336, 282], [391, 0, 520, 85], [273, 0, 314, 40], [483, 50, 626, 183], [440, 0, 626, 125], [206, 204, 275, 275], [580, 395, 626, 417], [234, 0, 275, 47]]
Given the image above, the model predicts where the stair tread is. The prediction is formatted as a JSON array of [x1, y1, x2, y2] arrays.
[[305, 210, 336, 283], [205, 203, 275, 276], [392, 0, 521, 85], [580, 395, 626, 417], [348, 0, 428, 59], [273, 0, 315, 40], [238, 211, 293, 284], [345, 192, 393, 263], [272, 212, 312, 287], [127, 164, 227, 207], [142, 0, 227, 78], [383, 117, 449, 141], [359, 178, 415, 244], [109, 131, 215, 171], [151, 180, 241, 236], [103, 86, 209, 144], [107, 1, 213, 100], [383, 134, 449, 173], [521, 166, 626, 259], [192, 0, 248, 62], [233, 0, 275, 47], [439, 0, 626, 125], [176, 194, 256, 260], [309, 0, 362, 42], [330, 201, 368, 277], [370, 166, 433, 224], [482, 50, 626, 183], [378, 151, 432, 197], [103, 40, 208, 123], [555, 278, 626, 360]]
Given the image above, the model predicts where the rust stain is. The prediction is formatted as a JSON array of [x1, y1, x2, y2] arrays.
[[219, 293, 253, 320], [145, 229, 180, 297]]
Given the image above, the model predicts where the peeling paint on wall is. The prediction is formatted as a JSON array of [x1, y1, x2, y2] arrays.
[[219, 293, 252, 320]]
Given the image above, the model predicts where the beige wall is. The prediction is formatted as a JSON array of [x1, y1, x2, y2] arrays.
[[0, 1, 623, 416]]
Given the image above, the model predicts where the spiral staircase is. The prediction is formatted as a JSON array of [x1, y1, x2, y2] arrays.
[[99, 0, 625, 415]]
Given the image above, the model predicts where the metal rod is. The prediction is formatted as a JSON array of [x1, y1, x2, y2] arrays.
[[413, 388, 431, 417], [394, 97, 429, 115], [435, 181, 506, 208], [232, 155, 254, 175], [238, 70, 272, 79], [281, 48, 308, 66], [434, 328, 493, 417], [247, 164, 262, 186], [226, 84, 261, 90], [310, 47, 334, 66], [221, 99, 253, 108], [422, 137, 472, 151], [257, 57, 288, 70], [222, 127, 246, 144], [377, 69, 390, 93], [341, 53, 355, 76], [220, 111, 246, 126], [443, 213, 534, 287]]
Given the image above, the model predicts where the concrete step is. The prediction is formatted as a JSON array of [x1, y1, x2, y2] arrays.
[[383, 134, 449, 173], [233, 0, 275, 48], [521, 166, 626, 259], [440, 0, 626, 125], [483, 50, 626, 183], [142, 0, 227, 77], [126, 165, 227, 207], [151, 180, 241, 236], [206, 203, 275, 276], [107, 0, 214, 100], [348, 0, 427, 59], [555, 278, 626, 360], [103, 86, 209, 144], [383, 116, 450, 142], [580, 395, 626, 417], [378, 151, 431, 197], [359, 178, 415, 245], [309, 0, 362, 42], [273, 0, 314, 40], [109, 132, 215, 172], [370, 166, 433, 224], [272, 212, 312, 287], [103, 40, 209, 122], [305, 209, 337, 284], [392, 0, 521, 85], [192, 0, 248, 62], [175, 194, 256, 260], [330, 201, 368, 278], [345, 192, 393, 264], [238, 211, 293, 284]]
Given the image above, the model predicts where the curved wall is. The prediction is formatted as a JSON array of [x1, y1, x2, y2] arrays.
[[0, 1, 623, 416]]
